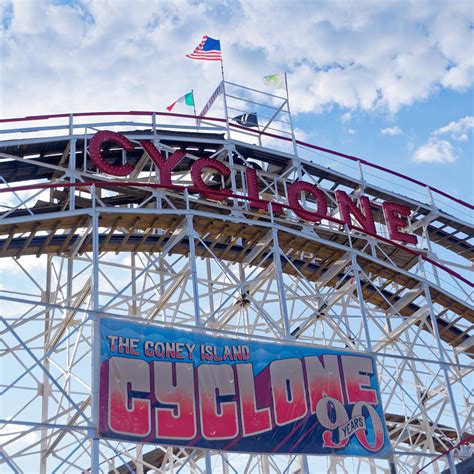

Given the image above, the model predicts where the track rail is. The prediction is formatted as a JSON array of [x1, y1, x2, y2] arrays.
[[0, 117, 472, 473], [0, 183, 472, 357], [1, 180, 472, 289], [1, 110, 472, 211]]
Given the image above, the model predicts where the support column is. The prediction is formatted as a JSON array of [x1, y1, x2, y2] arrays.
[[186, 210, 212, 473], [422, 284, 463, 446], [352, 253, 397, 474], [351, 253, 373, 352], [69, 138, 77, 211], [130, 253, 137, 317], [221, 453, 230, 474], [186, 213, 202, 327], [90, 186, 100, 473], [271, 225, 310, 473], [135, 445, 144, 474], [271, 226, 290, 337], [39, 256, 52, 474]]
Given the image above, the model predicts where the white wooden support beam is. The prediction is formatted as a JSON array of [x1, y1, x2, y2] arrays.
[[315, 253, 351, 288], [387, 287, 423, 316]]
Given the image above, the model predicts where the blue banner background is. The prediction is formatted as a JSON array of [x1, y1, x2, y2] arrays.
[[99, 317, 392, 458]]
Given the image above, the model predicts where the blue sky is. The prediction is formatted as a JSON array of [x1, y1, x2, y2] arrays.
[[1, 0, 473, 202]]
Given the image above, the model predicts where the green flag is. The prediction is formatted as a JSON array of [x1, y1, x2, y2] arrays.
[[167, 91, 195, 111], [263, 74, 284, 89]]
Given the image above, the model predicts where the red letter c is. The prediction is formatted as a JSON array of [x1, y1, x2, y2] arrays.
[[88, 130, 136, 176], [191, 158, 231, 201]]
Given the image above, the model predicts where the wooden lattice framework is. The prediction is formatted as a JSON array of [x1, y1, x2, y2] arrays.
[[0, 111, 472, 473]]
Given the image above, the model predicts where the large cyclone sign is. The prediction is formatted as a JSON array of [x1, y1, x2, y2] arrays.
[[99, 318, 391, 458]]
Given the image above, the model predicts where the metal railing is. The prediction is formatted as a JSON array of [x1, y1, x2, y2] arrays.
[[0, 110, 472, 213]]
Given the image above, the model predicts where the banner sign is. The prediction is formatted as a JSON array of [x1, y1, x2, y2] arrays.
[[197, 82, 223, 126], [99, 318, 391, 458]]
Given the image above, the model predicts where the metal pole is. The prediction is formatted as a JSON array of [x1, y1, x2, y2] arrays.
[[284, 72, 299, 158], [271, 224, 291, 338], [152, 112, 157, 139], [68, 115, 76, 210], [283, 72, 304, 190], [220, 60, 231, 139], [219, 58, 238, 200], [422, 283, 463, 442], [446, 451, 457, 474], [185, 192, 212, 473], [0, 447, 22, 474], [389, 457, 397, 474], [69, 138, 76, 211], [135, 445, 144, 474], [90, 185, 100, 473], [186, 217, 201, 326], [39, 256, 52, 474], [191, 89, 198, 128], [270, 209, 310, 474], [351, 254, 396, 473], [351, 253, 373, 352]]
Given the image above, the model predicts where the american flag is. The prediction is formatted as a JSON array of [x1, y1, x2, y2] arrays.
[[186, 36, 222, 61]]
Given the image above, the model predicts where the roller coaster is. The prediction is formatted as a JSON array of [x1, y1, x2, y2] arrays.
[[0, 84, 472, 473]]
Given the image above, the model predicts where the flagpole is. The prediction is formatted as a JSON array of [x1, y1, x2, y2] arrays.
[[284, 72, 299, 158], [218, 45, 239, 205], [220, 59, 231, 139], [283, 78, 307, 474], [191, 89, 198, 128]]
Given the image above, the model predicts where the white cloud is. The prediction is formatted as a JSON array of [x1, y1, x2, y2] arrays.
[[340, 112, 352, 122], [413, 115, 473, 164], [0, 182, 46, 210], [0, 422, 40, 450], [433, 116, 474, 142], [294, 127, 310, 142], [413, 139, 456, 163], [381, 126, 402, 136], [0, 255, 47, 275], [0, 0, 473, 119], [347, 128, 356, 135]]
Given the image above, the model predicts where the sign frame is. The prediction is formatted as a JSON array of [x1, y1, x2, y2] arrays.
[[99, 316, 392, 458]]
